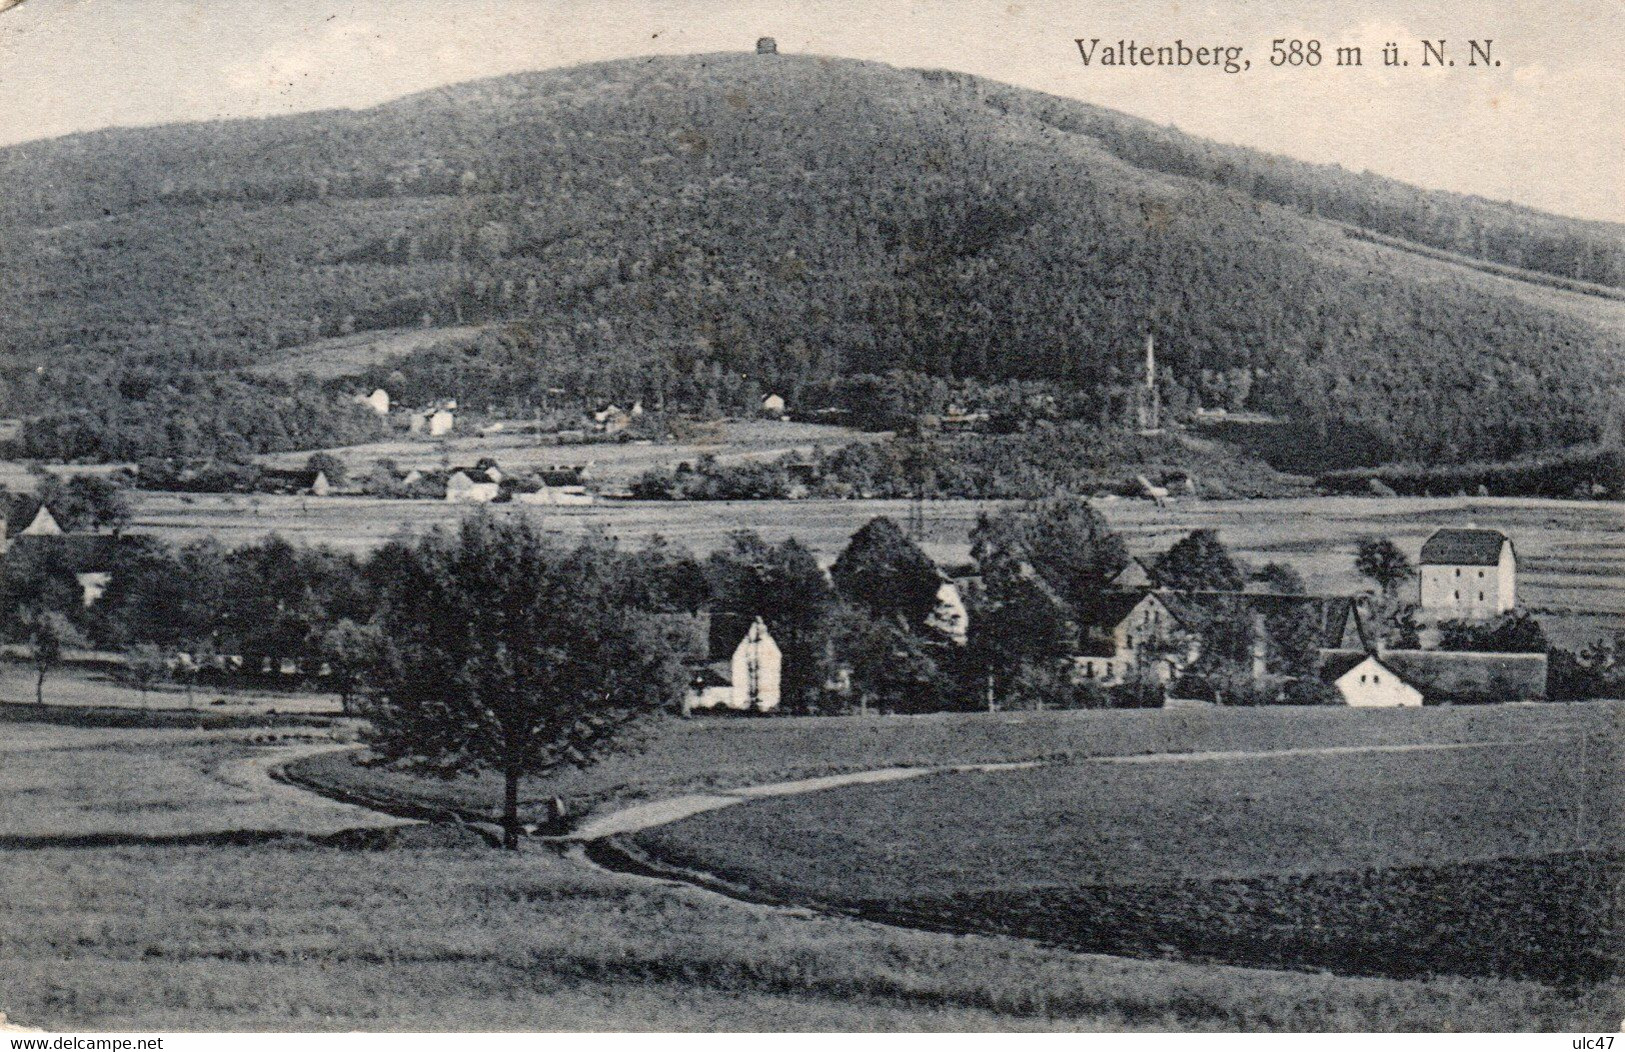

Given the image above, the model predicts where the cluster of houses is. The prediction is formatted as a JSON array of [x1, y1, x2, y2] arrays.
[[1321, 528, 1544, 707], [441, 461, 594, 506], [687, 525, 1549, 715], [355, 386, 795, 446], [352, 388, 457, 437], [1066, 526, 1545, 707], [0, 486, 1555, 715], [681, 569, 969, 715]]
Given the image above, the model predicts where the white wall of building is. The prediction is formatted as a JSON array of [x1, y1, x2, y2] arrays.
[[1334, 656, 1423, 707]]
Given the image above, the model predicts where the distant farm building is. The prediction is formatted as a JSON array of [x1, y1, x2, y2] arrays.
[[1319, 652, 1423, 708], [444, 471, 500, 504], [592, 405, 633, 435], [1072, 590, 1186, 686], [17, 505, 63, 538], [1418, 527, 1516, 618], [1319, 649, 1547, 706], [355, 388, 391, 416], [260, 469, 330, 496], [410, 408, 455, 437], [1071, 588, 1369, 690], [761, 393, 786, 416], [756, 36, 778, 54], [685, 616, 782, 714], [511, 481, 594, 507]]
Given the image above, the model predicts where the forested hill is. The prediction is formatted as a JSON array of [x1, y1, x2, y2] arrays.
[[0, 52, 1621, 466]]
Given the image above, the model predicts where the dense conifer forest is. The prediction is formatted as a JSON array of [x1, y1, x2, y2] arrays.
[[0, 53, 1619, 466]]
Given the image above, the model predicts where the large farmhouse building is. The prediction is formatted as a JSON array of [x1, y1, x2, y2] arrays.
[[1418, 527, 1516, 618], [1073, 590, 1185, 685]]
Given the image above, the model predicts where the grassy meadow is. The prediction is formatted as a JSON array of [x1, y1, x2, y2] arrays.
[[254, 418, 886, 482], [4, 707, 1622, 1031], [619, 708, 1621, 988], [12, 837, 1607, 1032], [285, 703, 1617, 825]]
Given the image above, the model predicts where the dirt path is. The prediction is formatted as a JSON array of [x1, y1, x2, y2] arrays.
[[1088, 739, 1524, 766], [561, 742, 1536, 842], [566, 761, 1043, 840], [217, 741, 416, 836]]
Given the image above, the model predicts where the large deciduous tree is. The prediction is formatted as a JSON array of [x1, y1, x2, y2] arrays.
[[970, 496, 1127, 610], [829, 516, 944, 631], [1355, 536, 1415, 598], [365, 515, 688, 849], [1154, 529, 1246, 592]]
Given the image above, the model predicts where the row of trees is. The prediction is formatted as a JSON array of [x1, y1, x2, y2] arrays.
[[6, 501, 1620, 845], [632, 423, 1301, 503]]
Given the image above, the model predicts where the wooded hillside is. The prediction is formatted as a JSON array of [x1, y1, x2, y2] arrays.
[[1, 52, 1620, 466]]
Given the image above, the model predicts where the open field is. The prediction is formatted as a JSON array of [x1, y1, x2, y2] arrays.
[[0, 661, 344, 716], [0, 723, 388, 842], [126, 493, 1624, 631], [624, 709, 1622, 985], [288, 702, 1620, 829], [4, 710, 1621, 1030], [246, 324, 487, 382], [255, 418, 887, 483]]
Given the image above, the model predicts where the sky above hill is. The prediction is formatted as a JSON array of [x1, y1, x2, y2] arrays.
[[0, 0, 1619, 222]]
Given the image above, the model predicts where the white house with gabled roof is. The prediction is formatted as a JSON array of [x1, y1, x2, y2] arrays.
[[1322, 652, 1424, 708], [1418, 527, 1515, 618]]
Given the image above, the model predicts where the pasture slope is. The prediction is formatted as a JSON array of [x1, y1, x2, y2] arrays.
[[622, 716, 1620, 985], [0, 703, 1616, 1031]]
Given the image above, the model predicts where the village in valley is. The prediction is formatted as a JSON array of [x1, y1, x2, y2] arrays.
[[0, 367, 1606, 717]]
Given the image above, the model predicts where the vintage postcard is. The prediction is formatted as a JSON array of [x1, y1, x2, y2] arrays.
[[0, 0, 1618, 1038]]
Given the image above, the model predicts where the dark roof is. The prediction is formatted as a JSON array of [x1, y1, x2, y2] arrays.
[[1318, 648, 1547, 701], [261, 468, 324, 490], [690, 663, 732, 688], [1316, 649, 1370, 681], [1419, 528, 1509, 566], [1074, 589, 1159, 632], [536, 467, 586, 487], [1160, 591, 1365, 650], [707, 612, 757, 662]]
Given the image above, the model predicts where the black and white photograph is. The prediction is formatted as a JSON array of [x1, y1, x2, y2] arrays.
[[0, 0, 1619, 1037]]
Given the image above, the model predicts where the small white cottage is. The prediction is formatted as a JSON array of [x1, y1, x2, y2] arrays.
[[444, 471, 499, 504], [685, 617, 782, 714], [1324, 653, 1424, 708], [355, 389, 391, 416]]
